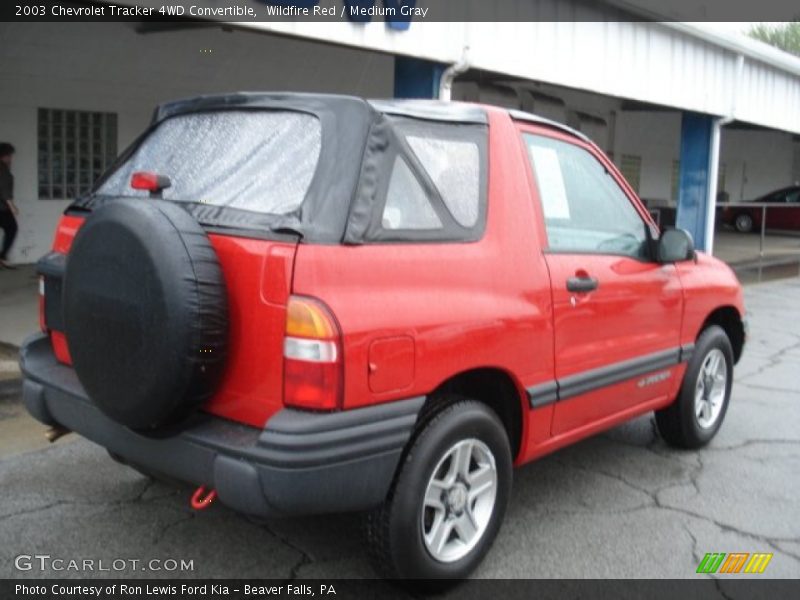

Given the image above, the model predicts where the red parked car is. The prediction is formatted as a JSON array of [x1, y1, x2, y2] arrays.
[[721, 185, 800, 232], [21, 93, 746, 581]]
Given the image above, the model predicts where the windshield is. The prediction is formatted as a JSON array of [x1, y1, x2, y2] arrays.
[[97, 110, 321, 215]]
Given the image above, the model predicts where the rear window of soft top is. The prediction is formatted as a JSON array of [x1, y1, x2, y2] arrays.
[[97, 110, 321, 215]]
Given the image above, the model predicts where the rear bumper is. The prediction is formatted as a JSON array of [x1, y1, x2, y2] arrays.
[[20, 333, 423, 518]]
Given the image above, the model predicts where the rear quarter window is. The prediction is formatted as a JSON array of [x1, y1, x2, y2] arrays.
[[366, 118, 487, 242], [406, 135, 481, 228], [97, 110, 321, 215]]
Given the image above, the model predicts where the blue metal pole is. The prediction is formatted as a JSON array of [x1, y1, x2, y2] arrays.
[[394, 56, 445, 99], [676, 112, 714, 252]]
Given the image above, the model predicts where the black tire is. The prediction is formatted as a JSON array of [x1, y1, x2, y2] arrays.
[[734, 212, 754, 233], [655, 325, 734, 449], [366, 397, 512, 583]]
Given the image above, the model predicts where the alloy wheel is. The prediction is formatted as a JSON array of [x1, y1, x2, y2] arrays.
[[421, 438, 498, 563], [694, 348, 728, 429]]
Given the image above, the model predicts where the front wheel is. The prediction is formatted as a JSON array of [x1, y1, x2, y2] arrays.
[[655, 325, 734, 448], [366, 397, 512, 582]]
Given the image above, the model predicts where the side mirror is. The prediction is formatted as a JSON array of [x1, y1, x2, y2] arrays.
[[657, 228, 695, 263]]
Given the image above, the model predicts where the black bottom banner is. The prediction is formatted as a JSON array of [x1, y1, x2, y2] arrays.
[[3, 579, 800, 600]]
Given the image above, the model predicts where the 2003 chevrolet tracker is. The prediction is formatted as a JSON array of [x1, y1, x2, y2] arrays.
[[21, 93, 746, 580]]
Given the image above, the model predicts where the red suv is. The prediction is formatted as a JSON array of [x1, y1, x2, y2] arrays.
[[21, 93, 746, 581]]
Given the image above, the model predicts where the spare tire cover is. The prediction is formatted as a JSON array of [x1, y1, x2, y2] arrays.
[[63, 198, 228, 430]]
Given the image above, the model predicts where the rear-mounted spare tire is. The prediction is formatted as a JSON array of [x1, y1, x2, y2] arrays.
[[63, 198, 229, 430]]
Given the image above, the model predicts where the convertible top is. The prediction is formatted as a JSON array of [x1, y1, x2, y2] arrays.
[[74, 92, 582, 244], [156, 91, 586, 140]]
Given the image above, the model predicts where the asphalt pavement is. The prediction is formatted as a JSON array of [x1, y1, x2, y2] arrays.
[[0, 271, 798, 588]]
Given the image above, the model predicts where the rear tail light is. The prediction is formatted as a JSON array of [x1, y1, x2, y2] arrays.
[[38, 276, 46, 332], [283, 296, 343, 410]]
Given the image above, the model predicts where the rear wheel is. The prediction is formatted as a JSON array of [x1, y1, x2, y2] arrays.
[[655, 325, 734, 448], [366, 397, 512, 582], [734, 212, 754, 233]]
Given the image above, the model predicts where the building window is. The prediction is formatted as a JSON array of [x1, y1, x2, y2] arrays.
[[618, 154, 642, 194], [37, 108, 117, 200]]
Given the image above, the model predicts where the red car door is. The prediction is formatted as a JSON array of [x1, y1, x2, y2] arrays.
[[787, 189, 800, 229], [770, 188, 800, 230], [763, 191, 787, 230], [519, 126, 685, 436]]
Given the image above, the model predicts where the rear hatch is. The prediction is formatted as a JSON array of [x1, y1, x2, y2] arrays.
[[39, 104, 335, 427]]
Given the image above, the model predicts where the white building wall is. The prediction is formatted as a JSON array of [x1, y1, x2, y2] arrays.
[[793, 142, 800, 183], [719, 129, 797, 202], [613, 111, 681, 204], [0, 22, 393, 263], [610, 113, 796, 205], [242, 15, 800, 134]]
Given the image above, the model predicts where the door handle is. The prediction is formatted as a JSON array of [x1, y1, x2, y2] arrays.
[[566, 275, 599, 293]]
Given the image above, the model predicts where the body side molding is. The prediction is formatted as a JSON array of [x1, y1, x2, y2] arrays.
[[526, 346, 688, 409]]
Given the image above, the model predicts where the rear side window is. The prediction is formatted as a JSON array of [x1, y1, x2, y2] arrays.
[[405, 135, 481, 227], [97, 111, 321, 215], [363, 118, 487, 242], [383, 157, 443, 230]]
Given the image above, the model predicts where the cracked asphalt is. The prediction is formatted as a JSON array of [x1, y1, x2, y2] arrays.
[[0, 277, 798, 585]]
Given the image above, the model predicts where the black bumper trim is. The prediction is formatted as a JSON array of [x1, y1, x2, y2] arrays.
[[20, 333, 423, 517]]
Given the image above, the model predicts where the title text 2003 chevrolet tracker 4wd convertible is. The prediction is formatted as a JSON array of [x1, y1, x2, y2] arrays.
[[21, 93, 746, 581]]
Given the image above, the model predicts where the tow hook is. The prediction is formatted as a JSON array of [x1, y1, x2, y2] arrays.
[[190, 486, 217, 510], [44, 425, 71, 443]]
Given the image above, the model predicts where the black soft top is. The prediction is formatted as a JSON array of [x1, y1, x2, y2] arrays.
[[155, 92, 489, 125], [76, 93, 581, 244]]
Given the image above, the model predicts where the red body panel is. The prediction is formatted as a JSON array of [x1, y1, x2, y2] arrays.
[[41, 104, 746, 465], [677, 253, 746, 346], [291, 112, 552, 455], [50, 216, 83, 365], [199, 236, 297, 426]]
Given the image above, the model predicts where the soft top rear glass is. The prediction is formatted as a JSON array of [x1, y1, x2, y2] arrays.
[[97, 110, 321, 216]]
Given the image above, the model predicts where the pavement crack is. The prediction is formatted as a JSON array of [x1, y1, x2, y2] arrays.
[[654, 499, 799, 548], [736, 381, 800, 395], [0, 500, 69, 521], [551, 458, 660, 510], [132, 478, 156, 503], [152, 512, 195, 545], [246, 517, 313, 581], [764, 539, 800, 564], [706, 439, 800, 451], [683, 524, 702, 566], [738, 338, 800, 381], [713, 578, 735, 600]]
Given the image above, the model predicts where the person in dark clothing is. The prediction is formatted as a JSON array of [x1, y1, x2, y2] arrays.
[[0, 142, 18, 268]]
